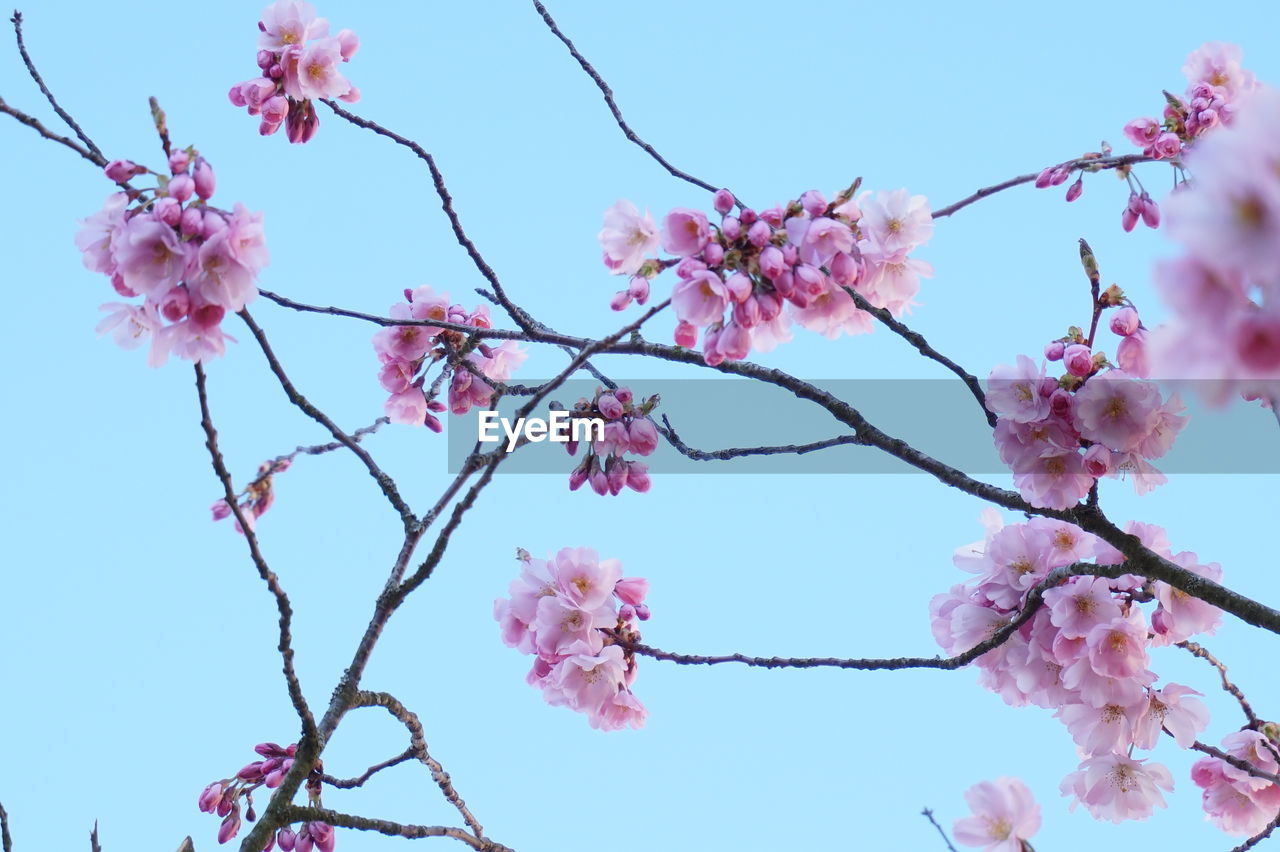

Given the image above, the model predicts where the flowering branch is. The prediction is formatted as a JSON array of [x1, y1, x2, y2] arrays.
[[529, 0, 734, 202], [321, 749, 415, 790], [1232, 812, 1280, 852], [238, 310, 418, 530], [930, 153, 1155, 219], [1190, 742, 1280, 787], [920, 807, 959, 852], [194, 363, 317, 741], [351, 691, 484, 840], [281, 807, 513, 852]]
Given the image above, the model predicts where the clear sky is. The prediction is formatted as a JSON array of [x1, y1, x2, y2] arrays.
[[2, 2, 1279, 851]]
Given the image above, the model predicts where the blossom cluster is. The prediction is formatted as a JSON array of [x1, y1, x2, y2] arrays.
[[372, 285, 527, 428], [229, 0, 359, 142], [494, 547, 649, 730], [1191, 729, 1280, 836], [211, 458, 292, 533], [952, 777, 1040, 852], [1123, 43, 1257, 164], [562, 386, 659, 495], [986, 284, 1185, 510], [932, 513, 1222, 824], [198, 742, 333, 850], [77, 151, 268, 366], [598, 184, 932, 364], [1149, 86, 1280, 406]]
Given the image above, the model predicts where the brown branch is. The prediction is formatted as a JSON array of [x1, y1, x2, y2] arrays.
[[0, 801, 11, 852], [318, 100, 536, 337], [235, 417, 390, 499], [842, 287, 995, 428], [194, 363, 317, 741], [321, 748, 415, 790], [9, 11, 103, 160], [920, 808, 959, 852], [238, 309, 417, 531], [281, 807, 513, 852], [0, 95, 102, 166], [89, 822, 100, 852], [1191, 742, 1280, 786], [1178, 640, 1261, 728], [353, 692, 483, 838], [930, 153, 1154, 219], [529, 1, 732, 202], [628, 561, 1130, 672], [659, 414, 858, 462]]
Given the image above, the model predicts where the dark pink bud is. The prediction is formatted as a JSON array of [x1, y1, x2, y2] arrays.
[[159, 285, 190, 322], [168, 173, 195, 202], [733, 295, 762, 328], [609, 290, 632, 312], [268, 64, 285, 80], [720, 216, 741, 242], [1110, 306, 1140, 336], [701, 324, 725, 367], [724, 272, 752, 303], [794, 264, 826, 296], [168, 150, 191, 173], [262, 96, 288, 125], [1048, 388, 1073, 419], [211, 500, 233, 522], [568, 462, 588, 491], [1034, 167, 1054, 189], [780, 243, 798, 266], [228, 84, 249, 108], [154, 197, 182, 226], [193, 158, 216, 200], [799, 189, 827, 217], [265, 770, 285, 788], [634, 602, 652, 619], [1082, 444, 1112, 478], [701, 242, 724, 267], [605, 456, 628, 495], [427, 400, 447, 413], [1151, 607, 1170, 636], [309, 823, 335, 852], [597, 394, 624, 420], [625, 462, 651, 494], [238, 761, 265, 782], [759, 206, 783, 227], [104, 159, 142, 182], [759, 245, 786, 280], [218, 812, 242, 845], [1063, 343, 1093, 377], [1044, 340, 1065, 361], [829, 251, 860, 287], [588, 461, 610, 496], [256, 49, 275, 69], [1121, 194, 1141, 233], [276, 829, 297, 852], [1049, 166, 1070, 186], [198, 782, 224, 813], [1139, 193, 1160, 228], [738, 207, 757, 225], [424, 413, 443, 433], [746, 219, 771, 249], [615, 388, 634, 405], [619, 603, 636, 621], [180, 206, 204, 237], [674, 321, 698, 348], [111, 273, 137, 298], [253, 743, 282, 759], [713, 189, 735, 215], [1065, 177, 1083, 202], [192, 304, 227, 330], [285, 100, 319, 144], [1038, 376, 1058, 398]]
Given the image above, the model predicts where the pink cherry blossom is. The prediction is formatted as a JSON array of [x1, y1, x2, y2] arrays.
[[598, 200, 659, 275], [952, 777, 1041, 852], [986, 356, 1051, 424], [1062, 753, 1174, 823]]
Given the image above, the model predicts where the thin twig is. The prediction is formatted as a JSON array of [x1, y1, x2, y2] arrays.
[[660, 414, 858, 461], [1231, 811, 1280, 852], [353, 692, 484, 838], [89, 822, 100, 852], [0, 801, 11, 852], [1191, 742, 1280, 786], [194, 363, 317, 741], [0, 95, 102, 166], [238, 309, 418, 531], [529, 1, 733, 202], [9, 11, 103, 159], [281, 807, 513, 852], [234, 417, 391, 500], [921, 808, 959, 852], [1177, 640, 1260, 728], [931, 153, 1154, 219], [321, 748, 416, 790]]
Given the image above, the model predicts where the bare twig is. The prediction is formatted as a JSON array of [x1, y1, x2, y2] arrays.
[[194, 363, 317, 741], [1231, 811, 1280, 852], [353, 692, 483, 838], [0, 95, 102, 166], [0, 800, 12, 852], [9, 11, 103, 159], [529, 1, 733, 202], [281, 807, 513, 852], [921, 808, 959, 852], [321, 748, 416, 790], [660, 415, 858, 462], [238, 310, 417, 531], [89, 822, 100, 852], [931, 154, 1154, 219], [1177, 640, 1261, 728], [234, 417, 391, 500]]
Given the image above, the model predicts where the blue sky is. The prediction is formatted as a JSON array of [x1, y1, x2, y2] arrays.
[[2, 2, 1279, 851]]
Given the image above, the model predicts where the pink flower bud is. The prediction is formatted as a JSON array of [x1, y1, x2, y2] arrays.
[[606, 457, 628, 495], [713, 189, 735, 215], [619, 603, 636, 621], [759, 245, 786, 280], [738, 207, 757, 225], [1121, 205, 1139, 232], [675, 256, 706, 279], [615, 387, 634, 405], [211, 500, 233, 522], [1083, 444, 1112, 478], [589, 463, 610, 496], [702, 324, 726, 367], [218, 811, 242, 844], [104, 159, 142, 182], [1039, 376, 1059, 398], [1049, 388, 1073, 419], [1152, 131, 1182, 160], [285, 100, 319, 144], [628, 418, 659, 456], [192, 304, 227, 330], [1034, 167, 1054, 189], [276, 829, 297, 852], [717, 320, 751, 361], [111, 273, 137, 298], [1044, 340, 1065, 361], [614, 576, 649, 605], [746, 219, 771, 248], [724, 272, 752, 303], [701, 242, 725, 267], [168, 150, 191, 173], [609, 290, 632, 312], [203, 210, 229, 237], [198, 782, 225, 812], [625, 462, 651, 494], [598, 394, 624, 420], [1050, 166, 1071, 186], [256, 49, 275, 69], [674, 321, 698, 348], [193, 158, 216, 199], [733, 295, 762, 328], [154, 197, 182, 226], [720, 216, 741, 242], [634, 602, 652, 619], [800, 189, 827, 216], [228, 83, 249, 108], [237, 761, 265, 781], [159, 285, 191, 322], [568, 462, 588, 491], [1110, 306, 1140, 336], [338, 86, 360, 103], [1139, 193, 1160, 228], [627, 276, 650, 304], [1065, 177, 1083, 202], [427, 399, 447, 413], [309, 823, 335, 852], [759, 206, 783, 227], [424, 413, 443, 433], [757, 291, 783, 322], [168, 174, 195, 202], [1063, 344, 1093, 377], [794, 264, 826, 297], [180, 207, 204, 237], [829, 250, 860, 287], [269, 63, 285, 80]]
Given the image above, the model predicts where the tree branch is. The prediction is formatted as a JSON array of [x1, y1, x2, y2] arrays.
[[1231, 812, 1280, 852], [920, 808, 959, 852], [321, 748, 416, 790], [930, 154, 1154, 219], [282, 807, 513, 852], [1177, 640, 1261, 729], [238, 309, 418, 531], [659, 414, 858, 462], [0, 800, 11, 852], [194, 363, 317, 741], [9, 11, 103, 160]]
